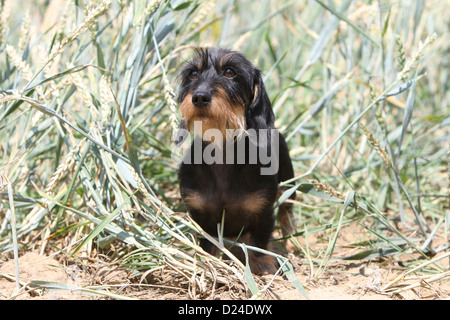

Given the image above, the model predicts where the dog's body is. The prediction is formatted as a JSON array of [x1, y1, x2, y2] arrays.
[[177, 48, 295, 274]]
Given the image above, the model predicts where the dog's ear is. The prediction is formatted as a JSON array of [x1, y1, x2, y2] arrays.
[[246, 74, 275, 130]]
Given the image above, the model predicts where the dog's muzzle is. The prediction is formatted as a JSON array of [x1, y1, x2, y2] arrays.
[[192, 91, 212, 108]]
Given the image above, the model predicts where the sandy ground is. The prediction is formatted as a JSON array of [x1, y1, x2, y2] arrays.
[[1, 249, 448, 300], [1, 220, 449, 300]]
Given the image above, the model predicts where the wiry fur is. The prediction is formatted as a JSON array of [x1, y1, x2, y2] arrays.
[[177, 48, 296, 274]]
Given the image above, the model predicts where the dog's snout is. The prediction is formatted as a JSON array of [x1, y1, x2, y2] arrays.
[[192, 91, 212, 108]]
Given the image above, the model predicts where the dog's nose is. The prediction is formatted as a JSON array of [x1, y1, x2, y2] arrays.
[[192, 91, 212, 108]]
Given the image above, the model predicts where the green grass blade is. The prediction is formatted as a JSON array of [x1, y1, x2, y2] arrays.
[[314, 0, 379, 46]]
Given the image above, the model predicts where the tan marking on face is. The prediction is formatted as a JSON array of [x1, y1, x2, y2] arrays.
[[180, 88, 246, 142]]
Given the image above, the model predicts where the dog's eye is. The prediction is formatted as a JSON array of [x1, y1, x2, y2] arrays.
[[224, 68, 236, 78], [189, 70, 199, 80]]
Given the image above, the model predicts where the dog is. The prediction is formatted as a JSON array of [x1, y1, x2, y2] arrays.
[[176, 47, 296, 274]]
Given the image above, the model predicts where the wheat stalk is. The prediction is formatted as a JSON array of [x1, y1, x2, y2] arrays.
[[43, 141, 85, 208], [0, 0, 11, 46], [45, 0, 111, 67], [18, 10, 30, 52], [100, 75, 114, 128], [310, 179, 346, 200], [359, 122, 392, 168], [6, 45, 33, 82], [163, 77, 179, 135], [397, 33, 437, 80], [188, 0, 216, 32], [145, 0, 161, 16]]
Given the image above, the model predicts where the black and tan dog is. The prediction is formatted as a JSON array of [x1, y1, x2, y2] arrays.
[[176, 48, 296, 274]]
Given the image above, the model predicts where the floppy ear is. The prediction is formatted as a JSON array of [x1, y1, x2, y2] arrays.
[[246, 75, 275, 130]]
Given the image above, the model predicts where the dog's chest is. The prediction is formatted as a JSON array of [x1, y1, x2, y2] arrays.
[[180, 164, 276, 234]]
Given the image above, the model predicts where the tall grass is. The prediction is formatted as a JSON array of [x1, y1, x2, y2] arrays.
[[0, 0, 448, 299]]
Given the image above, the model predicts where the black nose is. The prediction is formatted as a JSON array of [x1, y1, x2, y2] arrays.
[[192, 91, 212, 108]]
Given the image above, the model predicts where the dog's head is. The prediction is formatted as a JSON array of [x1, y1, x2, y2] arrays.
[[178, 47, 274, 140]]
